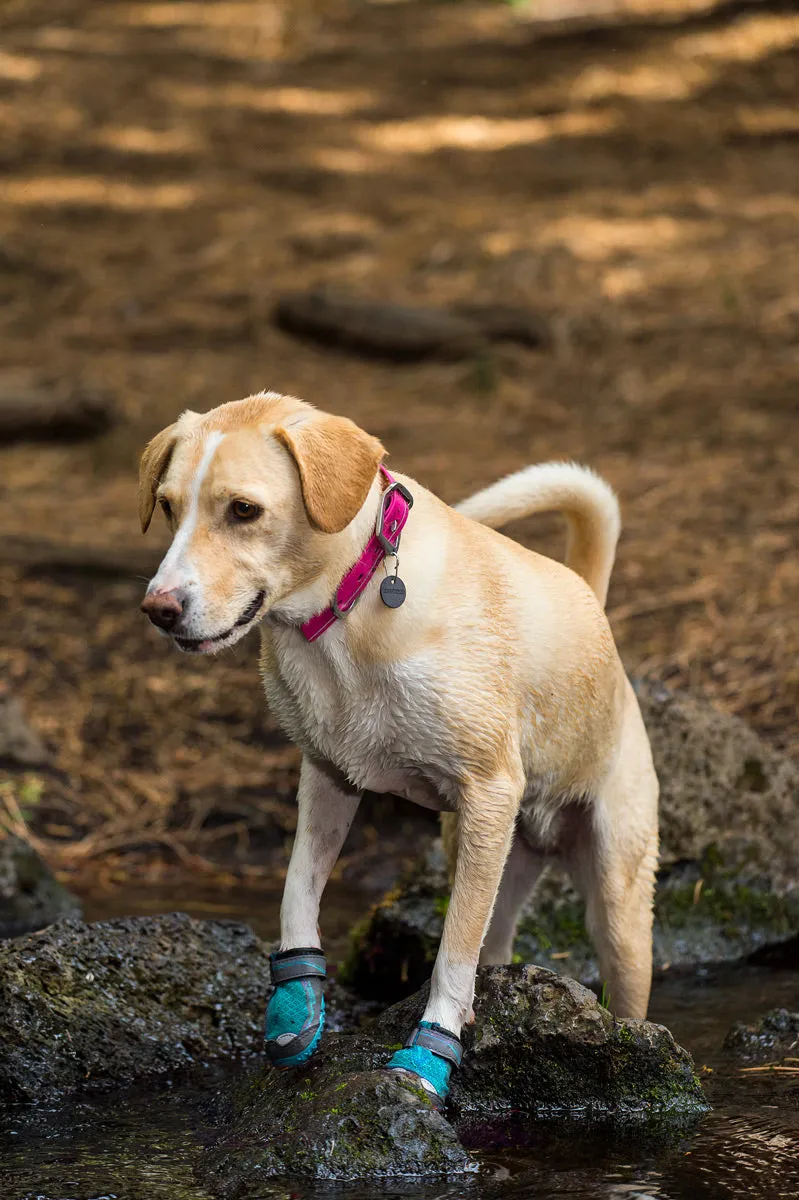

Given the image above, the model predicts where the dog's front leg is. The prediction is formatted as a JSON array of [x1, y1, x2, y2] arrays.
[[387, 771, 521, 1104], [265, 755, 361, 1067]]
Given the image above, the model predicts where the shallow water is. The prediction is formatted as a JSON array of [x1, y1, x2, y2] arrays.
[[1, 889, 797, 1200]]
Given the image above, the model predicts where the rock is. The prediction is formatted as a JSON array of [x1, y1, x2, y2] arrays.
[[289, 229, 376, 261], [747, 933, 799, 969], [378, 966, 706, 1122], [635, 680, 799, 889], [0, 914, 271, 1103], [202, 965, 705, 1188], [724, 1009, 799, 1060], [204, 1065, 472, 1189], [343, 685, 799, 998], [341, 843, 448, 1003], [0, 688, 50, 767], [0, 836, 81, 939]]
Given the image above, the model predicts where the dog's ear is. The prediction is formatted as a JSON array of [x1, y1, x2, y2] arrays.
[[138, 424, 178, 533], [275, 413, 385, 534]]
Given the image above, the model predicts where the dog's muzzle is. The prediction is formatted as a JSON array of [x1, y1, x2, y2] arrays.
[[171, 590, 266, 652]]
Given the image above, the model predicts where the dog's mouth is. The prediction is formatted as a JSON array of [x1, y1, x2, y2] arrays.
[[174, 591, 266, 653]]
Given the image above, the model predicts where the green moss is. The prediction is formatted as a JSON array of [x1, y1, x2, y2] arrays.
[[655, 873, 799, 938]]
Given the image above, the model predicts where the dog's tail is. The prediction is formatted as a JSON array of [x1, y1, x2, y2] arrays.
[[455, 461, 620, 608]]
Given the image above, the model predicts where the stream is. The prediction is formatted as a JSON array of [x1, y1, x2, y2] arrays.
[[0, 884, 796, 1200]]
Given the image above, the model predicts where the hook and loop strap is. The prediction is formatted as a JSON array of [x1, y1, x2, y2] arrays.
[[405, 1021, 463, 1068], [269, 947, 326, 984]]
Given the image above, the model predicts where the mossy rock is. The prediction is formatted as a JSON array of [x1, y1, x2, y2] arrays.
[[203, 1063, 472, 1189], [519, 851, 799, 982], [636, 680, 799, 888], [202, 1019, 472, 1187], [0, 913, 272, 1103], [0, 835, 81, 939], [341, 847, 448, 1001], [203, 964, 705, 1188], [375, 966, 707, 1121]]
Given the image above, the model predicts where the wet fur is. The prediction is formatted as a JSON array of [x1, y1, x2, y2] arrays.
[[140, 392, 659, 1031]]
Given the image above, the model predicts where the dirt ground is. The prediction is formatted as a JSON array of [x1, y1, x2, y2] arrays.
[[0, 0, 797, 885]]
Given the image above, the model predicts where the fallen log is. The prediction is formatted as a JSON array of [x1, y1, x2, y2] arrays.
[[0, 373, 115, 443], [0, 535, 159, 579], [274, 288, 548, 361]]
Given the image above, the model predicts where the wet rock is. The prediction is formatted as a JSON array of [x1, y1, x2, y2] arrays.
[[0, 836, 81, 939], [0, 914, 271, 1103], [0, 688, 50, 767], [343, 685, 799, 998], [203, 965, 705, 1188], [204, 1064, 472, 1188], [724, 1009, 799, 1060], [377, 966, 706, 1122]]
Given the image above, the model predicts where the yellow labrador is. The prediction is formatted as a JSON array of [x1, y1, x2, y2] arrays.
[[139, 392, 658, 1098]]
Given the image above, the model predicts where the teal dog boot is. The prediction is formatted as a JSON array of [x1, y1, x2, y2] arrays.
[[265, 947, 326, 1068], [386, 1021, 463, 1107]]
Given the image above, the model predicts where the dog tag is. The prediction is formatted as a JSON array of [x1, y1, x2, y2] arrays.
[[380, 574, 406, 609]]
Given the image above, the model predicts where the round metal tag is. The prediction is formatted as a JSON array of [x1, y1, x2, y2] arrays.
[[380, 575, 407, 609]]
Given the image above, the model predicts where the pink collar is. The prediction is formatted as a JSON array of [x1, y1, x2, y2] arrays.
[[301, 466, 413, 642]]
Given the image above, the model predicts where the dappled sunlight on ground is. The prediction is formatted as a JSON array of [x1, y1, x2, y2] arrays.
[[0, 0, 797, 868], [158, 80, 375, 115], [675, 12, 799, 61], [1, 177, 202, 209], [357, 110, 619, 154]]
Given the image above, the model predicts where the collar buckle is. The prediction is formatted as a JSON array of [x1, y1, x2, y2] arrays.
[[375, 480, 414, 555]]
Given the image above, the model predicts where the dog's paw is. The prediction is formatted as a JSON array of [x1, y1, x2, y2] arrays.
[[385, 1021, 463, 1106], [386, 1047, 452, 1106], [265, 947, 326, 1068]]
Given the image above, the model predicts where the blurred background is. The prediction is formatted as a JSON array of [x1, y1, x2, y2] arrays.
[[0, 0, 797, 920]]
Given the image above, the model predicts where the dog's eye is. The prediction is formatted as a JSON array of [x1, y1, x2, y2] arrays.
[[230, 499, 262, 522], [160, 498, 172, 521]]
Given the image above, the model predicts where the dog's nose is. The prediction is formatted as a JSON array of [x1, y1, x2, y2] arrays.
[[141, 588, 186, 631]]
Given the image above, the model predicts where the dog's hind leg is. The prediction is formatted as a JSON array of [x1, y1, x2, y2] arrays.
[[566, 710, 659, 1019], [568, 822, 657, 1019], [479, 827, 548, 965]]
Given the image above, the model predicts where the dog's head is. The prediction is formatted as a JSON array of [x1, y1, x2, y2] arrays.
[[138, 393, 384, 652]]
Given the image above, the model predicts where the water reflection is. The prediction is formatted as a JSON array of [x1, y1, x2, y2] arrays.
[[1, 891, 797, 1200]]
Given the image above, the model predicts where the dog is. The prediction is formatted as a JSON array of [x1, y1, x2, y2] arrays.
[[139, 392, 659, 1102]]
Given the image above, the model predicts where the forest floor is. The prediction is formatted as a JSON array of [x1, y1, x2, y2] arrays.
[[0, 0, 797, 889]]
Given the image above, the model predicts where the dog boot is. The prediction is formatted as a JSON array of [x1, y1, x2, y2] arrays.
[[386, 1021, 463, 1107], [265, 947, 326, 1068]]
